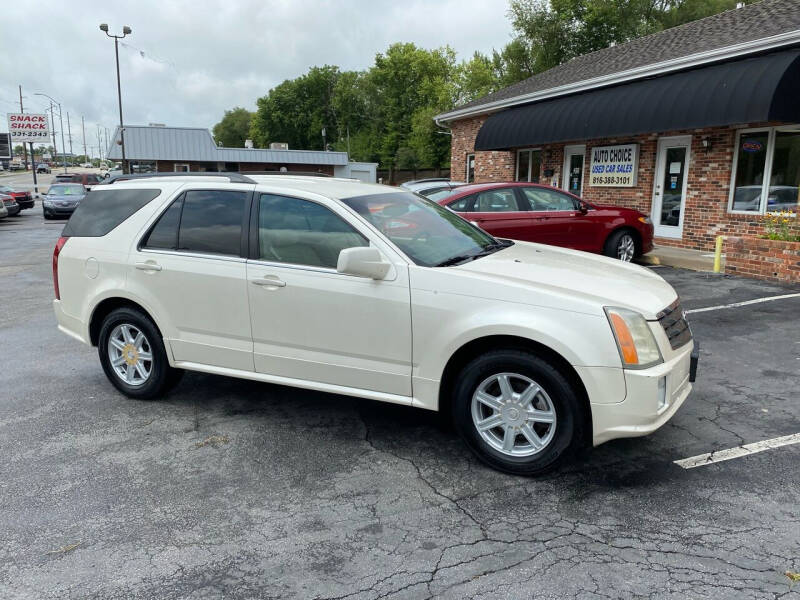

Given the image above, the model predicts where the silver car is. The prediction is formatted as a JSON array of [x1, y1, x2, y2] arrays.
[[400, 178, 466, 201], [42, 183, 88, 220]]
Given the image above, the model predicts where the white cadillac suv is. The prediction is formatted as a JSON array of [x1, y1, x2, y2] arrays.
[[52, 173, 698, 475]]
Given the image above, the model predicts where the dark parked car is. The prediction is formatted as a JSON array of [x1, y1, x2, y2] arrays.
[[437, 182, 654, 262], [0, 185, 34, 210], [0, 193, 20, 217], [42, 183, 87, 219], [400, 178, 466, 201], [36, 163, 51, 174], [53, 172, 105, 189]]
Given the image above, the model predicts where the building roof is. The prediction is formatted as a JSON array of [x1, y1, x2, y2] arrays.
[[437, 0, 800, 122], [106, 125, 349, 165]]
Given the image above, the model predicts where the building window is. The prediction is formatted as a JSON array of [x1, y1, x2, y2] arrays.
[[174, 163, 190, 173], [130, 160, 156, 174], [516, 149, 541, 182], [465, 153, 475, 183], [730, 127, 800, 213]]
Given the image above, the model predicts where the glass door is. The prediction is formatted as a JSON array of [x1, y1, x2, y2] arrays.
[[652, 136, 691, 238], [562, 145, 586, 196]]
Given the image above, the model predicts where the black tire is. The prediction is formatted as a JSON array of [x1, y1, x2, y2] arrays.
[[603, 229, 637, 262], [43, 212, 51, 220], [451, 349, 583, 476], [97, 307, 183, 400]]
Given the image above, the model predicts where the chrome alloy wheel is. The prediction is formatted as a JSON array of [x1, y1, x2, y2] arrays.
[[470, 372, 557, 457], [617, 233, 635, 262], [107, 323, 153, 386]]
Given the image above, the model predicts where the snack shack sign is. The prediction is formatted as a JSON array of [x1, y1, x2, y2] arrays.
[[589, 144, 639, 187], [7, 113, 50, 143]]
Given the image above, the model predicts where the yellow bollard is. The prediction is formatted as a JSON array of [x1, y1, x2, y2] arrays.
[[713, 235, 724, 273]]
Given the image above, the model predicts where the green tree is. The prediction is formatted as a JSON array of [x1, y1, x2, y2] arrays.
[[366, 43, 456, 181], [212, 107, 253, 148], [250, 65, 342, 151]]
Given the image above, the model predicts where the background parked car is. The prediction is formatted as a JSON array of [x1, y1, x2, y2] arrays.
[[42, 183, 87, 219], [53, 172, 105, 190], [400, 178, 466, 201], [437, 182, 653, 261], [0, 185, 34, 211], [0, 200, 8, 219], [36, 163, 51, 174], [0, 193, 20, 217]]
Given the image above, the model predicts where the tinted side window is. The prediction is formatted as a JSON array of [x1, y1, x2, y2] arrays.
[[474, 189, 521, 212], [522, 188, 579, 211], [177, 190, 246, 256], [143, 198, 182, 250], [258, 194, 368, 269], [62, 189, 162, 237], [447, 195, 475, 212]]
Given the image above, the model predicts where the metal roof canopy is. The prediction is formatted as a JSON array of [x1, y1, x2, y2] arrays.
[[474, 48, 800, 151], [106, 125, 349, 165]]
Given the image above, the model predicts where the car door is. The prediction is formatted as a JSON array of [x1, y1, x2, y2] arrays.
[[246, 191, 413, 399], [464, 188, 535, 240], [128, 186, 255, 371], [518, 187, 597, 251]]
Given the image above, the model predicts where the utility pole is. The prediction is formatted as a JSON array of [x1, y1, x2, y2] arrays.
[[67, 112, 73, 157], [100, 24, 132, 174], [48, 102, 58, 168], [81, 116, 87, 163], [18, 85, 29, 171], [97, 126, 103, 162], [18, 85, 39, 195]]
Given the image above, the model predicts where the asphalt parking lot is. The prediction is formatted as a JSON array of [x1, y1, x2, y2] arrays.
[[1, 207, 799, 600]]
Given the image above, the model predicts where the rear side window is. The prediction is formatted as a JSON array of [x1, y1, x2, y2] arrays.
[[142, 198, 182, 250], [179, 190, 246, 255], [447, 195, 475, 212], [62, 189, 161, 237]]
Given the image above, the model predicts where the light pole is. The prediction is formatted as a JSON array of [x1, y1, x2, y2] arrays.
[[35, 92, 68, 173], [100, 23, 132, 174]]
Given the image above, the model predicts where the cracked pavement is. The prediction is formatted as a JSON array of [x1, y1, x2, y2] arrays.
[[1, 211, 799, 599]]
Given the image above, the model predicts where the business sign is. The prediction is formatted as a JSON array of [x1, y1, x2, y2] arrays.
[[0, 133, 10, 159], [589, 143, 639, 187], [7, 113, 50, 143]]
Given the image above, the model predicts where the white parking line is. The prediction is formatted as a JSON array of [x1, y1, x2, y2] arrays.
[[675, 433, 800, 469], [685, 293, 800, 314]]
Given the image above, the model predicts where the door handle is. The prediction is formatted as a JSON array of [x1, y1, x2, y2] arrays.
[[252, 276, 286, 288], [135, 262, 162, 271]]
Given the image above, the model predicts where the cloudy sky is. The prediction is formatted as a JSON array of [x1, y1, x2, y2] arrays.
[[1, 0, 513, 153]]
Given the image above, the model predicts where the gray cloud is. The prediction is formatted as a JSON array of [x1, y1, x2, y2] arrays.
[[1, 0, 512, 150]]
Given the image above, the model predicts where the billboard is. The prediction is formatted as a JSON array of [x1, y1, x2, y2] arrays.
[[7, 113, 51, 143]]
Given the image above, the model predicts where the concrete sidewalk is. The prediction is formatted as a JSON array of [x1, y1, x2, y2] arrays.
[[636, 244, 719, 272]]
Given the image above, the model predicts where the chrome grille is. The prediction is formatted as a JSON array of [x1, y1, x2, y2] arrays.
[[656, 299, 692, 350]]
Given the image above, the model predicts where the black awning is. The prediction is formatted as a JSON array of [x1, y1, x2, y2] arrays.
[[474, 48, 800, 150]]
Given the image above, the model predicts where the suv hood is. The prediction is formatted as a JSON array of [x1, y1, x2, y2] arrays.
[[456, 241, 676, 319]]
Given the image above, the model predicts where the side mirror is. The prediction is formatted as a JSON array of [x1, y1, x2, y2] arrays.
[[578, 202, 588, 215], [337, 247, 390, 280]]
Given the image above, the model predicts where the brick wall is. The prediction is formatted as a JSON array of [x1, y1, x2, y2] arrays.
[[726, 236, 800, 283], [448, 117, 798, 252]]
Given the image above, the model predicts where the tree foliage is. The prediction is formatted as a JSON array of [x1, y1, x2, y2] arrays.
[[212, 107, 253, 148], [215, 0, 751, 173]]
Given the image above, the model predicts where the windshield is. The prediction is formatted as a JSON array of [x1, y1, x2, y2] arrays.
[[0, 185, 13, 193], [341, 191, 505, 267], [48, 185, 84, 196]]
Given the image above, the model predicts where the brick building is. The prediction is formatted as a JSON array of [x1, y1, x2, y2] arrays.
[[435, 0, 800, 251]]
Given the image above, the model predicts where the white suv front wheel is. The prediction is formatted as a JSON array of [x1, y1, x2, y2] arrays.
[[452, 349, 582, 475], [98, 307, 182, 399]]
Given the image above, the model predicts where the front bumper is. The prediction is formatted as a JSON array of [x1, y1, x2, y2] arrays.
[[4, 203, 20, 216], [43, 204, 77, 216], [591, 340, 695, 446]]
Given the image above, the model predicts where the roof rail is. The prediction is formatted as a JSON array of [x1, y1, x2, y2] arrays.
[[403, 177, 451, 184], [105, 171, 256, 184], [242, 171, 332, 177]]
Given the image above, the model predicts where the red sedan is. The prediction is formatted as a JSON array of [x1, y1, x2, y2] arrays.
[[0, 185, 34, 211], [437, 182, 653, 261]]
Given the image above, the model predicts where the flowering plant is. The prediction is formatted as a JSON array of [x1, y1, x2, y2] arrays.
[[763, 209, 800, 242]]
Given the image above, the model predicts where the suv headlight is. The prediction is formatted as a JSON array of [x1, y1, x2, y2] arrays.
[[604, 307, 663, 368]]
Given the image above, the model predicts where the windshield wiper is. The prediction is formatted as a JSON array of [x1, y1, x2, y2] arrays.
[[434, 241, 512, 267]]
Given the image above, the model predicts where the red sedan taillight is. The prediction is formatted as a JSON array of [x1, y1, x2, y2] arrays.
[[53, 236, 69, 300]]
